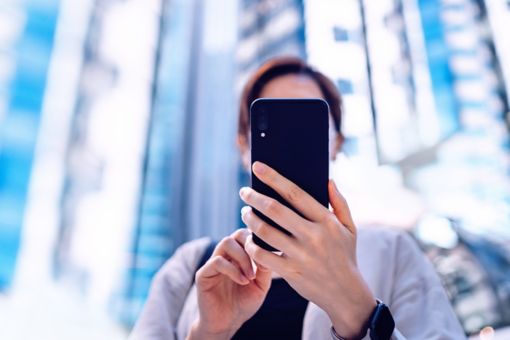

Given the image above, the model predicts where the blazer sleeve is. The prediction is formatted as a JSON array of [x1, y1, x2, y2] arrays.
[[389, 232, 466, 340], [129, 237, 210, 340]]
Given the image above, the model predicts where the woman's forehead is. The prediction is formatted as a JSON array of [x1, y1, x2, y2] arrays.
[[259, 73, 325, 99]]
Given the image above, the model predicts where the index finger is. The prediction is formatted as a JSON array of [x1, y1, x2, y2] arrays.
[[232, 228, 251, 248], [252, 161, 328, 222]]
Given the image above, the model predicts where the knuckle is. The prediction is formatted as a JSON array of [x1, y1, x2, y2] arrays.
[[285, 185, 302, 203], [324, 213, 339, 230], [254, 220, 268, 238], [264, 199, 280, 215], [293, 249, 307, 265], [233, 228, 246, 239], [218, 236, 230, 248], [217, 236, 236, 253], [212, 255, 229, 271], [308, 228, 323, 247], [225, 237, 238, 250], [211, 255, 223, 266], [337, 194, 350, 210]]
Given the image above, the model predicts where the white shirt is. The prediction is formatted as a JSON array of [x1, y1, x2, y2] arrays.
[[130, 227, 466, 339]]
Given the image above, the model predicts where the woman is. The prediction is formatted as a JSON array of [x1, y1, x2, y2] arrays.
[[130, 57, 465, 339]]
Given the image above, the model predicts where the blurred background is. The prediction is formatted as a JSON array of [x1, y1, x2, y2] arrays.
[[0, 0, 509, 339]]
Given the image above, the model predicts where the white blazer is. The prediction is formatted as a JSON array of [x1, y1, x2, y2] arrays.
[[130, 227, 466, 339]]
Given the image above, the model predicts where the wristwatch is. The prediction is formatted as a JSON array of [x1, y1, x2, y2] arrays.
[[330, 300, 395, 340]]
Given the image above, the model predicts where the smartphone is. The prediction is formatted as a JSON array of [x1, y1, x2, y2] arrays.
[[250, 98, 329, 251]]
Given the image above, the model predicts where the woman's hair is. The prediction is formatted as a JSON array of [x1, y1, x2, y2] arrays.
[[238, 56, 343, 141]]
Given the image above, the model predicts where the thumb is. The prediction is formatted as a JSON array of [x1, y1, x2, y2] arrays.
[[253, 262, 272, 292], [328, 179, 356, 234]]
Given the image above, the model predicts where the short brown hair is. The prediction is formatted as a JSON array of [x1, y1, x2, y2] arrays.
[[238, 56, 343, 140]]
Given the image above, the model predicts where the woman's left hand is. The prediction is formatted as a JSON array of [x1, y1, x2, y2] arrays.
[[240, 161, 377, 339]]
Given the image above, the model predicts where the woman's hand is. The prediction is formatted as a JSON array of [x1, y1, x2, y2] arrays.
[[187, 228, 272, 340], [240, 161, 377, 339]]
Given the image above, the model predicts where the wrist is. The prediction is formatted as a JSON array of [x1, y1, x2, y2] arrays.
[[328, 301, 375, 339], [325, 283, 377, 339], [187, 318, 237, 340]]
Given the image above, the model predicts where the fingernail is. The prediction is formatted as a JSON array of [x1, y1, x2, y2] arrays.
[[247, 268, 255, 280], [241, 206, 251, 216], [239, 187, 248, 198], [253, 161, 267, 174], [240, 274, 250, 284]]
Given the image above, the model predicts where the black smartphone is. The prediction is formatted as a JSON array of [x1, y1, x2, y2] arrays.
[[250, 98, 329, 251]]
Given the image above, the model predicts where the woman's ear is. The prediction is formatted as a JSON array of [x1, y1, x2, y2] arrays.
[[331, 134, 344, 161], [237, 134, 248, 153], [237, 134, 251, 170]]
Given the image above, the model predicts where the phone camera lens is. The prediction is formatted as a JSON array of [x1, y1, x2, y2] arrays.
[[258, 115, 268, 131]]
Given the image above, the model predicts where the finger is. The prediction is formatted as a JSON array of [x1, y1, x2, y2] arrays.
[[198, 255, 250, 285], [253, 260, 272, 292], [239, 187, 309, 237], [244, 234, 287, 275], [232, 228, 259, 276], [214, 235, 255, 279], [241, 206, 298, 256], [254, 260, 269, 272], [328, 179, 356, 234], [232, 228, 269, 276], [252, 161, 328, 222], [232, 228, 250, 248]]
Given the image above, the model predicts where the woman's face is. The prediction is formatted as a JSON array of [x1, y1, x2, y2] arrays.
[[238, 73, 343, 170]]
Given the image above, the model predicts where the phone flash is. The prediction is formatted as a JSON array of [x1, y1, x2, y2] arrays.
[[261, 132, 266, 137]]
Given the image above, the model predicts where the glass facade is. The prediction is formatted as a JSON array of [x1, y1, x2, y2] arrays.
[[238, 0, 306, 88], [418, 0, 459, 138], [364, 0, 423, 163], [119, 0, 195, 325], [408, 0, 510, 334], [305, 0, 377, 163], [0, 0, 59, 289], [121, 0, 241, 325], [54, 0, 162, 322]]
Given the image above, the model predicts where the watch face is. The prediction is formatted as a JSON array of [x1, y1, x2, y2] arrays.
[[370, 303, 395, 340]]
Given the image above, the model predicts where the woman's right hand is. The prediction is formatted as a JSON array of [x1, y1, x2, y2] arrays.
[[187, 228, 272, 340]]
